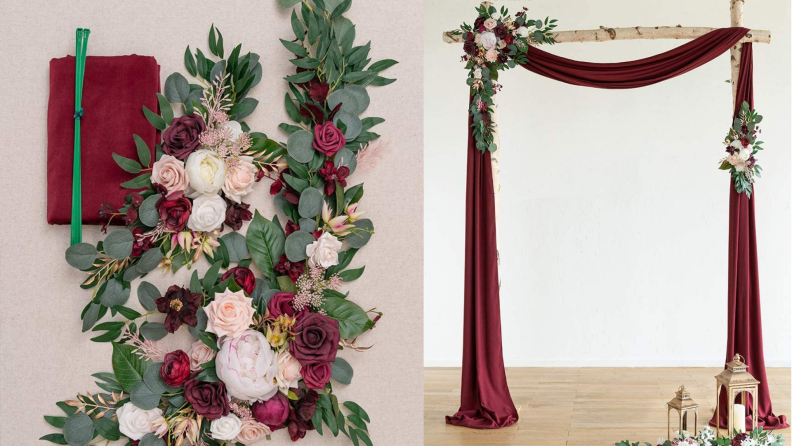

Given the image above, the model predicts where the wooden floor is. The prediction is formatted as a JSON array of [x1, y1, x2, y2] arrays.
[[424, 367, 791, 446]]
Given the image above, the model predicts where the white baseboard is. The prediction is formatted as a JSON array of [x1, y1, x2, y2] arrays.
[[424, 359, 792, 368]]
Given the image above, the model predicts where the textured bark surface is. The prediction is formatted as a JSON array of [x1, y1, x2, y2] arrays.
[[731, 0, 745, 108]]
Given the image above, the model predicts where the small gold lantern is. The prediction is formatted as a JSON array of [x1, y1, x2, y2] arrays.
[[667, 385, 699, 438], [715, 354, 760, 436]]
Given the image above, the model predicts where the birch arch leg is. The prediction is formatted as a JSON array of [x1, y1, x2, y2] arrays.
[[731, 0, 744, 107]]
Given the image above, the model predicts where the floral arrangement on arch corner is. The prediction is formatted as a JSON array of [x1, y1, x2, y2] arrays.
[[617, 425, 784, 446], [46, 1, 397, 445], [451, 4, 557, 153], [719, 101, 765, 198]]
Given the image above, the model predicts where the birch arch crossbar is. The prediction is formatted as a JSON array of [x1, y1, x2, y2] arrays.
[[442, 0, 789, 433]]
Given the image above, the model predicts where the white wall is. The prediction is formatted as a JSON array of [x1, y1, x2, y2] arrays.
[[424, 0, 791, 367]]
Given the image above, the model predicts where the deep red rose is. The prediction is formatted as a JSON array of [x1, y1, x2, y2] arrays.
[[308, 81, 330, 103], [160, 350, 191, 387], [284, 221, 300, 236], [155, 285, 202, 333], [221, 267, 256, 295], [162, 114, 205, 160], [465, 32, 474, 41], [505, 35, 514, 45], [312, 122, 346, 156], [474, 17, 485, 30], [268, 292, 304, 319], [302, 362, 332, 389], [497, 53, 508, 64], [463, 40, 476, 55], [225, 201, 252, 232], [156, 193, 191, 231], [289, 313, 340, 365], [318, 161, 349, 195], [183, 374, 230, 421], [300, 103, 325, 125], [251, 392, 290, 427], [274, 254, 305, 282], [494, 24, 507, 39]]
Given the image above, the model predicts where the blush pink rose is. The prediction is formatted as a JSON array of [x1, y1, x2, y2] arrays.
[[204, 290, 255, 338], [188, 340, 216, 371], [235, 419, 271, 445], [276, 350, 302, 391], [222, 156, 257, 203], [485, 49, 499, 62], [152, 155, 188, 195]]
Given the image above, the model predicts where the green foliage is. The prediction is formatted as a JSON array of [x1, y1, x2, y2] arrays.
[[246, 211, 286, 279]]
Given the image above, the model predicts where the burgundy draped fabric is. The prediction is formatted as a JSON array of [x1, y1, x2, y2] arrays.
[[446, 97, 519, 429], [450, 28, 785, 430], [708, 43, 789, 431]]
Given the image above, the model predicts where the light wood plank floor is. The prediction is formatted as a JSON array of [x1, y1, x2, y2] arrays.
[[425, 367, 791, 446]]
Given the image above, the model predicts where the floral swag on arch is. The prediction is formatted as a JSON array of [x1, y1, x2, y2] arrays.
[[444, 2, 785, 441]]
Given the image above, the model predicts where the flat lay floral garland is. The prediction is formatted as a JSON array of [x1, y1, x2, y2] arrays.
[[617, 425, 784, 446], [47, 0, 396, 444], [719, 101, 765, 197], [451, 4, 556, 153]]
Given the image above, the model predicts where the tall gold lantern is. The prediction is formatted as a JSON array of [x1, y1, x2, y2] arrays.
[[714, 354, 760, 436], [667, 385, 699, 439]]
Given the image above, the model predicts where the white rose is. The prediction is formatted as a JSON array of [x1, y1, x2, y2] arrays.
[[187, 194, 226, 232], [223, 156, 257, 203], [516, 26, 530, 38], [739, 147, 751, 161], [479, 31, 497, 50], [210, 414, 243, 441], [185, 149, 227, 198], [306, 232, 342, 268], [276, 350, 302, 391], [116, 402, 163, 440], [222, 120, 245, 142], [473, 68, 482, 79], [216, 330, 280, 402], [490, 12, 501, 20]]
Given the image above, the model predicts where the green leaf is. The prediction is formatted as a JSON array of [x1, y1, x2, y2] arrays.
[[112, 153, 142, 174], [156, 93, 174, 126], [164, 72, 190, 103], [139, 433, 167, 446], [190, 270, 201, 293], [81, 303, 101, 332], [136, 248, 163, 274], [104, 229, 135, 259], [184, 46, 197, 77], [343, 401, 370, 423], [221, 232, 249, 262], [45, 415, 68, 428], [322, 295, 373, 338], [298, 187, 323, 218], [338, 266, 364, 282], [330, 357, 353, 384], [369, 59, 398, 72], [329, 0, 352, 19], [345, 219, 374, 248], [278, 0, 301, 6], [285, 230, 315, 262], [287, 129, 316, 163], [356, 428, 373, 446], [247, 211, 286, 278], [114, 305, 141, 320], [285, 93, 302, 123], [285, 70, 316, 83], [369, 76, 396, 87], [138, 194, 160, 227], [131, 380, 163, 410], [291, 10, 304, 39], [277, 275, 297, 293], [290, 58, 321, 69], [65, 243, 97, 270], [280, 38, 308, 58], [39, 433, 68, 445], [100, 278, 130, 308], [112, 342, 151, 392], [92, 417, 121, 441], [120, 173, 152, 189], [140, 322, 168, 341], [142, 105, 166, 130], [62, 414, 94, 446], [137, 281, 160, 311]]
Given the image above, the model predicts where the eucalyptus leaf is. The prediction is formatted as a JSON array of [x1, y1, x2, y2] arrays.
[[139, 433, 167, 446], [334, 148, 357, 175], [137, 281, 160, 311], [327, 89, 360, 115], [287, 129, 316, 163], [344, 84, 370, 114], [298, 187, 323, 218], [221, 232, 249, 262], [164, 72, 190, 103], [100, 279, 130, 307], [344, 219, 373, 248], [103, 229, 135, 259], [138, 194, 160, 227], [65, 243, 97, 270], [136, 248, 163, 274], [285, 230, 316, 262], [330, 357, 353, 384], [62, 414, 94, 446], [140, 322, 168, 341], [131, 380, 162, 410], [333, 111, 362, 140]]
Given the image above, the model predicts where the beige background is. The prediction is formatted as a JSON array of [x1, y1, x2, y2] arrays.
[[0, 1, 423, 445]]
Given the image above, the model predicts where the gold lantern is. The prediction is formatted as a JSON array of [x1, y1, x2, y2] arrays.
[[667, 385, 699, 439], [714, 354, 760, 436]]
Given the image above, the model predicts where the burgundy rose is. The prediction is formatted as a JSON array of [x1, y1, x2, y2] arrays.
[[494, 24, 507, 39], [302, 362, 332, 389], [289, 313, 340, 365], [465, 32, 474, 41], [731, 433, 749, 446], [474, 17, 486, 31], [160, 350, 191, 387], [318, 161, 349, 195], [274, 254, 305, 282], [183, 374, 230, 421], [251, 392, 290, 427], [225, 201, 252, 232], [463, 40, 476, 55], [268, 292, 303, 319], [221, 267, 256, 295], [308, 81, 330, 103], [162, 114, 206, 160], [155, 285, 202, 333], [156, 193, 191, 231], [312, 122, 346, 156], [497, 53, 508, 64]]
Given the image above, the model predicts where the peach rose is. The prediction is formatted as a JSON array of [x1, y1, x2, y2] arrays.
[[205, 290, 255, 338], [222, 156, 257, 203], [235, 419, 271, 445], [485, 49, 499, 62], [484, 18, 497, 30], [276, 350, 302, 391], [151, 154, 188, 195], [188, 340, 216, 371]]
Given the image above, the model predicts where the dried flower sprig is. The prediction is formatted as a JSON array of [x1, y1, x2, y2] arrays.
[[64, 391, 125, 420]]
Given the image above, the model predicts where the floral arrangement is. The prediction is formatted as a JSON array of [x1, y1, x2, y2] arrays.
[[719, 101, 765, 197], [451, 5, 556, 152], [617, 426, 784, 446], [48, 1, 396, 444], [64, 25, 284, 332]]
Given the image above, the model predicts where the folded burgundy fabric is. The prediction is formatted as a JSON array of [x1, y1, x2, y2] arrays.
[[47, 55, 160, 225]]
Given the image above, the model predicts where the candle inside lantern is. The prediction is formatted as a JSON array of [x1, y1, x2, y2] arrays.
[[734, 404, 746, 432]]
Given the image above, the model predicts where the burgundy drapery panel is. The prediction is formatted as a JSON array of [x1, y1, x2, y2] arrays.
[[708, 43, 789, 431], [449, 28, 785, 430]]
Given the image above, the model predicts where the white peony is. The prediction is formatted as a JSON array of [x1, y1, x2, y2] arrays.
[[516, 26, 530, 38], [490, 12, 501, 20], [479, 31, 497, 50], [210, 414, 243, 441], [739, 147, 751, 161], [187, 194, 227, 232], [216, 330, 280, 402], [185, 149, 227, 198], [223, 156, 257, 203], [116, 402, 163, 440], [306, 232, 342, 268], [473, 68, 482, 79]]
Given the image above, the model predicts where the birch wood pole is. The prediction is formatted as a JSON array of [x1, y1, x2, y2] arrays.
[[730, 0, 745, 108]]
